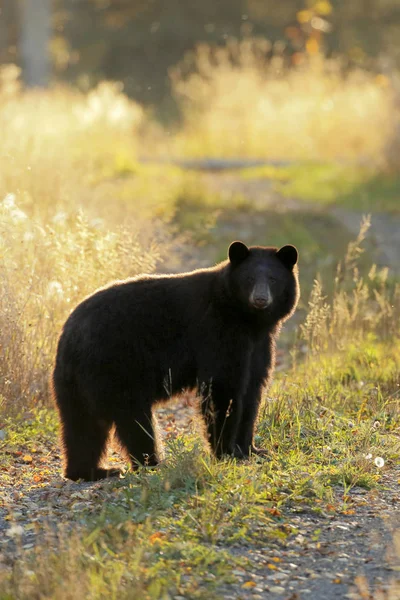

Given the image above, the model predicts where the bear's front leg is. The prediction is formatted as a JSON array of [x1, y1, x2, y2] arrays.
[[200, 379, 243, 458], [233, 376, 268, 459], [233, 338, 272, 459]]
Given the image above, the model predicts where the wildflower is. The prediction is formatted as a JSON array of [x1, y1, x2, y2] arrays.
[[374, 457, 385, 468], [2, 193, 16, 209], [6, 525, 24, 537], [52, 212, 68, 225], [365, 453, 372, 460], [10, 208, 28, 222], [90, 217, 104, 229], [47, 281, 64, 298]]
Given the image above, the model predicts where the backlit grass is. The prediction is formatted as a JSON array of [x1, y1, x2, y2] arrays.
[[1, 58, 400, 599], [1, 222, 400, 598], [239, 162, 400, 213], [170, 40, 396, 162]]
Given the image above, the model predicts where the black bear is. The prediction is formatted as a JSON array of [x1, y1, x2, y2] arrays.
[[53, 241, 299, 481]]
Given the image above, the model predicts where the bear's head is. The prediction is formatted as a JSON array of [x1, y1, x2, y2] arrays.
[[226, 241, 299, 323]]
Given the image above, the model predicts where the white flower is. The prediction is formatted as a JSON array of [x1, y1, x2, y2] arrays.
[[24, 570, 35, 578], [3, 193, 16, 209], [90, 217, 104, 229], [52, 212, 68, 225], [365, 453, 372, 460], [10, 208, 28, 222], [6, 524, 24, 537], [374, 457, 385, 468], [47, 281, 64, 298]]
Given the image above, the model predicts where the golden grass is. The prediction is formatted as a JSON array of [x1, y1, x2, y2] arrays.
[[0, 67, 143, 216], [170, 38, 396, 161], [0, 69, 171, 415], [1, 51, 400, 600], [0, 54, 399, 417], [300, 216, 400, 353]]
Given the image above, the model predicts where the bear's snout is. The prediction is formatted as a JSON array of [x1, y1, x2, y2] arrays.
[[249, 284, 272, 309]]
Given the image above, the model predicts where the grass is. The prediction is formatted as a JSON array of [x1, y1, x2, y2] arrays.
[[169, 39, 396, 162], [0, 55, 400, 598], [1, 220, 400, 598], [1, 341, 399, 598], [239, 162, 400, 213]]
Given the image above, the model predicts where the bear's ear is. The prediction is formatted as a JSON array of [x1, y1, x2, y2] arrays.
[[228, 241, 249, 263], [276, 245, 298, 270]]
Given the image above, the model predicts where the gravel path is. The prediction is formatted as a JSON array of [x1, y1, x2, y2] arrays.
[[203, 171, 400, 276], [221, 467, 400, 599], [1, 165, 399, 597], [1, 398, 399, 600]]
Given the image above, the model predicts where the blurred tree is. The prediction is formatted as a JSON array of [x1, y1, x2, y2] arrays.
[[0, 0, 18, 65], [18, 0, 51, 87], [2, 0, 400, 105], [54, 0, 400, 109]]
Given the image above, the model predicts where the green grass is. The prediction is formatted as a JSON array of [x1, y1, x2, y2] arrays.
[[1, 333, 399, 598], [1, 79, 400, 599], [239, 163, 400, 213]]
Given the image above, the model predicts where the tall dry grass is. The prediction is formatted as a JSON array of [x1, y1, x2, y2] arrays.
[[170, 38, 396, 161], [0, 66, 144, 217], [0, 198, 161, 413], [300, 216, 400, 354], [1, 58, 399, 417], [0, 67, 170, 416]]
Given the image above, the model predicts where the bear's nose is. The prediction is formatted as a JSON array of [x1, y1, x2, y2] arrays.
[[252, 297, 269, 309], [250, 284, 272, 309]]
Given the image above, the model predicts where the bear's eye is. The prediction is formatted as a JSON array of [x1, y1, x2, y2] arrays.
[[269, 276, 277, 284], [246, 276, 255, 284]]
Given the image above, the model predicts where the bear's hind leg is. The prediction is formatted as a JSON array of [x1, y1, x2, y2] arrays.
[[55, 383, 118, 481], [114, 404, 160, 469], [62, 414, 117, 481]]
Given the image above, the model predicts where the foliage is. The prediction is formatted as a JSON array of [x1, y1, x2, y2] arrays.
[[1, 219, 399, 597], [170, 39, 395, 161], [0, 47, 400, 597], [46, 0, 400, 108], [240, 162, 400, 213]]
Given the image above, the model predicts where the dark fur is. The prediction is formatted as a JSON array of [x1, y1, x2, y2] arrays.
[[53, 242, 299, 481]]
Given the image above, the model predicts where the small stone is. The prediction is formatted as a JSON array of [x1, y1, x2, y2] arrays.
[[6, 525, 24, 537], [269, 586, 285, 594], [272, 572, 288, 580], [71, 502, 87, 511]]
